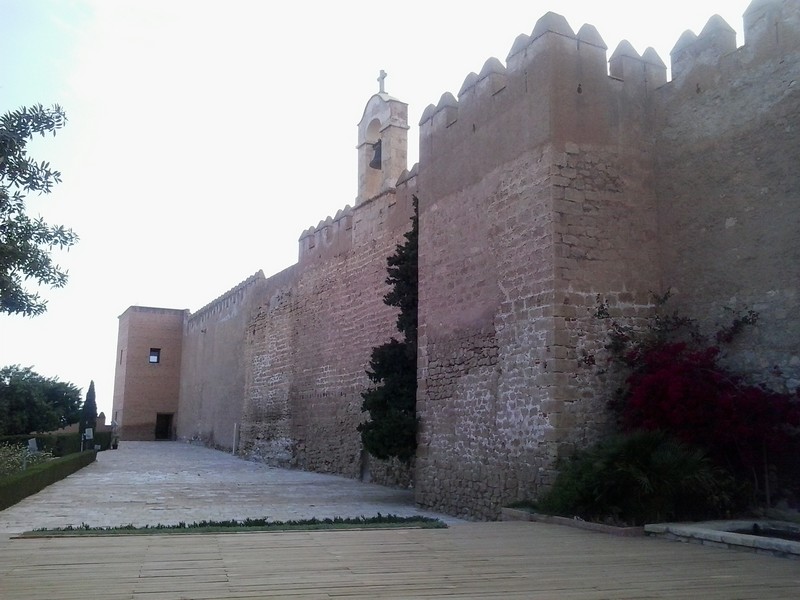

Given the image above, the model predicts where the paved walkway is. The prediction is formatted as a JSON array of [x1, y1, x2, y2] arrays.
[[1, 442, 799, 599], [0, 442, 460, 534]]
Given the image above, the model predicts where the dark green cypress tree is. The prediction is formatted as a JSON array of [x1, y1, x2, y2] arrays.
[[79, 380, 97, 437], [358, 196, 418, 463]]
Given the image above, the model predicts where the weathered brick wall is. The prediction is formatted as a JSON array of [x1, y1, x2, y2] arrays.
[[416, 147, 557, 519], [240, 271, 297, 465], [414, 3, 799, 519], [415, 13, 664, 519], [549, 142, 661, 461], [416, 146, 658, 519], [653, 3, 800, 393], [241, 185, 417, 486], [176, 272, 269, 450]]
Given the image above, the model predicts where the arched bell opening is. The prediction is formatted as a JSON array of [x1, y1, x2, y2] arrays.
[[356, 88, 408, 205], [366, 118, 383, 171]]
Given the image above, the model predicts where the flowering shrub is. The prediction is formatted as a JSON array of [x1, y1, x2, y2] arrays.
[[0, 443, 53, 477], [601, 301, 800, 507], [622, 342, 799, 500]]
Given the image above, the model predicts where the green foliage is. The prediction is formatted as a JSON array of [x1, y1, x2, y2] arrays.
[[0, 442, 53, 477], [599, 297, 800, 508], [384, 196, 418, 344], [91, 430, 111, 451], [537, 431, 739, 526], [79, 380, 97, 436], [0, 432, 111, 455], [360, 339, 417, 462], [359, 196, 419, 463], [0, 449, 96, 511], [30, 514, 447, 536], [1, 104, 77, 316], [0, 365, 82, 435], [535, 296, 794, 524]]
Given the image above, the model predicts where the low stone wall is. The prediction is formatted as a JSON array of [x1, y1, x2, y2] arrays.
[[645, 521, 800, 560], [501, 508, 644, 537]]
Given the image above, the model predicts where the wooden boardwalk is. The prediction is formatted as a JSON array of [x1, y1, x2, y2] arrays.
[[1, 522, 798, 599]]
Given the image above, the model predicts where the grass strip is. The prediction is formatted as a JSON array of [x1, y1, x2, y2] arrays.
[[22, 514, 447, 537]]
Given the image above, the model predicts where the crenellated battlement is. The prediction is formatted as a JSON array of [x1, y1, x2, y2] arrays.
[[418, 11, 637, 198], [743, 0, 800, 62], [418, 0, 799, 123], [665, 1, 799, 92], [609, 41, 666, 86], [188, 270, 266, 327], [670, 15, 737, 80], [396, 163, 418, 187], [416, 1, 799, 201], [298, 165, 417, 265], [297, 204, 354, 263], [419, 10, 618, 132]]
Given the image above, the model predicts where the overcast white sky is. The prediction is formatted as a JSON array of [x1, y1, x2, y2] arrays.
[[1, 0, 752, 417]]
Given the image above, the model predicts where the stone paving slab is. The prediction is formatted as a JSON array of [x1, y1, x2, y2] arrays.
[[0, 442, 461, 534]]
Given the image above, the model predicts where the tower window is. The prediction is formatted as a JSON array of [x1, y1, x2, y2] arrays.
[[149, 348, 161, 364]]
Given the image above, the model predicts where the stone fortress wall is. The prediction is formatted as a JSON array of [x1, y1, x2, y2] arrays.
[[411, 1, 799, 517], [175, 271, 269, 450], [113, 1, 799, 519], [654, 4, 800, 390], [241, 183, 417, 486]]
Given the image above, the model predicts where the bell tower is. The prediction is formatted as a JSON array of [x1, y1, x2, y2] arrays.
[[356, 70, 409, 204]]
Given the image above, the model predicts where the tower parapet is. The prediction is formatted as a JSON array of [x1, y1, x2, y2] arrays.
[[743, 0, 800, 62], [188, 270, 266, 328], [610, 41, 667, 90], [418, 11, 666, 200], [417, 1, 800, 204], [298, 205, 354, 264], [671, 15, 737, 81], [661, 1, 800, 97]]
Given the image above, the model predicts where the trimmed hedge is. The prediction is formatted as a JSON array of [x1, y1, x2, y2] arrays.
[[0, 450, 97, 511], [0, 432, 111, 456]]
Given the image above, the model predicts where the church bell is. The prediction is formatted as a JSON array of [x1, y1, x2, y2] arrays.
[[369, 139, 382, 169]]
